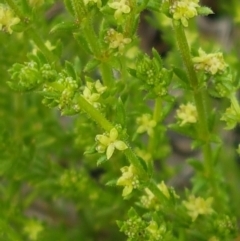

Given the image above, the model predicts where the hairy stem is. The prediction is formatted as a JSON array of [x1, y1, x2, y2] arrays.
[[77, 95, 168, 202], [173, 22, 213, 179]]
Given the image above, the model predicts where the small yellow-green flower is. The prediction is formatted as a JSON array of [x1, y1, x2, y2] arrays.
[[136, 114, 156, 136], [183, 195, 214, 221], [117, 165, 139, 196], [170, 0, 200, 27], [45, 40, 56, 51], [158, 181, 170, 199], [141, 187, 157, 209], [146, 221, 166, 240], [158, 181, 179, 199], [176, 103, 198, 126], [105, 29, 131, 52], [0, 4, 20, 34], [140, 181, 178, 210], [23, 220, 43, 240], [95, 128, 128, 159], [220, 104, 239, 130], [192, 48, 227, 75], [82, 87, 100, 108], [82, 81, 106, 109], [108, 0, 131, 20], [94, 80, 107, 94]]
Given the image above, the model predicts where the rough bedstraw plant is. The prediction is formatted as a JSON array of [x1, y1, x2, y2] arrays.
[[1, 0, 240, 240]]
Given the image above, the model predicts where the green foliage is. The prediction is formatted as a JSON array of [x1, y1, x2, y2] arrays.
[[1, 0, 240, 240]]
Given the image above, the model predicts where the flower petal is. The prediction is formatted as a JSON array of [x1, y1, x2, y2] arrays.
[[114, 140, 128, 151], [109, 128, 118, 140], [96, 135, 109, 146], [106, 143, 115, 159], [122, 185, 133, 197]]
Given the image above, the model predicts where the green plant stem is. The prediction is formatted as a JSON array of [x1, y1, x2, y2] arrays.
[[78, 95, 114, 132], [230, 94, 240, 117], [71, 0, 87, 20], [100, 62, 114, 87], [173, 22, 213, 177], [71, 0, 101, 57], [153, 97, 162, 122], [82, 21, 101, 57], [124, 0, 138, 36], [148, 97, 162, 162], [5, 0, 57, 63], [78, 95, 146, 175], [77, 95, 169, 202]]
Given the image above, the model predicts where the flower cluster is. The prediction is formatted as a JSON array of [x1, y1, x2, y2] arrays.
[[42, 74, 80, 115], [146, 221, 167, 241], [8, 61, 42, 91], [95, 128, 128, 159], [105, 29, 131, 53], [221, 104, 240, 130], [117, 208, 148, 240], [82, 80, 107, 109], [140, 187, 159, 210], [183, 195, 214, 221], [108, 0, 131, 20], [118, 208, 171, 241], [213, 215, 237, 238], [117, 165, 140, 197], [0, 4, 20, 34], [169, 0, 200, 27], [192, 48, 227, 75], [135, 52, 172, 97], [176, 103, 198, 126], [136, 114, 156, 136], [140, 181, 178, 210]]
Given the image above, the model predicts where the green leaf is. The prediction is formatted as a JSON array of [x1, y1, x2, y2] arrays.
[[152, 48, 163, 67], [21, 0, 31, 15], [197, 6, 214, 16], [146, 0, 162, 11], [191, 139, 204, 149], [10, 22, 27, 32], [64, 0, 75, 15], [209, 134, 222, 144], [212, 144, 222, 166], [173, 67, 189, 86], [50, 22, 79, 34], [115, 98, 126, 127], [128, 68, 137, 78], [84, 144, 97, 155], [187, 158, 204, 172], [74, 33, 92, 54], [65, 61, 77, 79], [127, 207, 137, 217], [84, 58, 101, 72], [208, 108, 217, 132], [105, 179, 117, 186], [97, 156, 108, 166]]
